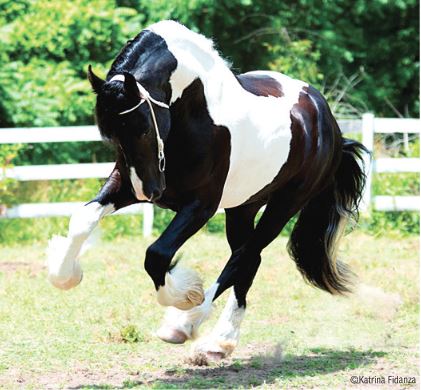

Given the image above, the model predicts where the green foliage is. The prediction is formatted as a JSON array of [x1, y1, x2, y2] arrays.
[[0, 217, 68, 243], [1, 60, 93, 127], [0, 143, 23, 207], [360, 211, 419, 238], [153, 207, 176, 234], [13, 141, 114, 167], [0, 0, 418, 243], [1, 0, 418, 128], [372, 173, 419, 197], [120, 324, 143, 343], [366, 171, 420, 237], [0, 0, 139, 127], [206, 213, 226, 234], [266, 39, 323, 85], [147, 0, 419, 117]]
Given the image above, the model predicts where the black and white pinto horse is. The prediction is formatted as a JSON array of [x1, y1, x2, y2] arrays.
[[47, 21, 366, 359]]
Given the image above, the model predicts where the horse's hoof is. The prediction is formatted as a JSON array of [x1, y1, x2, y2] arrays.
[[157, 327, 188, 344], [48, 270, 83, 290], [205, 351, 226, 361], [192, 338, 236, 360], [46, 235, 83, 290]]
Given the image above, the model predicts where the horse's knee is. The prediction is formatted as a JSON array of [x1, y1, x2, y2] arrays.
[[68, 202, 112, 239], [144, 243, 171, 287]]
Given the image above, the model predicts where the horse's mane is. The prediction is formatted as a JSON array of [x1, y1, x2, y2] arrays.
[[107, 30, 157, 77], [149, 20, 231, 69], [109, 20, 230, 79], [149, 21, 215, 55]]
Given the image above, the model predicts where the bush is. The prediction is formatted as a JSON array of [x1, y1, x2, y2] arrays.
[[0, 144, 23, 208], [120, 324, 143, 343], [0, 0, 418, 244]]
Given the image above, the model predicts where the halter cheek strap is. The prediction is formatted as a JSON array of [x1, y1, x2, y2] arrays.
[[109, 74, 169, 172]]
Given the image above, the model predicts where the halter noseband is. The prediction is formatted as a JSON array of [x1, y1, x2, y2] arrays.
[[109, 74, 169, 172]]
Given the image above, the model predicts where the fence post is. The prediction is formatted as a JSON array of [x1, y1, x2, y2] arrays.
[[142, 203, 154, 237], [361, 112, 375, 212]]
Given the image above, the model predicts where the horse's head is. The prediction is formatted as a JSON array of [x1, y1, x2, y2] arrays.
[[88, 66, 170, 202]]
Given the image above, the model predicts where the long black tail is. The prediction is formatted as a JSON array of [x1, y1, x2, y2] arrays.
[[287, 138, 368, 294]]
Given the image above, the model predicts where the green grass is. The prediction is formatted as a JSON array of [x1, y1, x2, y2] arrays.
[[0, 231, 418, 389]]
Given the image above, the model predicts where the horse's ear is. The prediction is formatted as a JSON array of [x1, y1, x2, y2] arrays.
[[123, 72, 140, 98], [87, 65, 105, 94]]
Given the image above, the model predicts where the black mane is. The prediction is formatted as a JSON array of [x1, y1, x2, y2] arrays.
[[107, 30, 177, 89]]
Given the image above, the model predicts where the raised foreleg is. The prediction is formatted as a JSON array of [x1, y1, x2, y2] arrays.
[[47, 160, 138, 289], [144, 199, 219, 311]]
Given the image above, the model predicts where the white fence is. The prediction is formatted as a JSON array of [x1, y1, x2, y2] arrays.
[[0, 126, 155, 235], [360, 113, 420, 212], [0, 115, 419, 235]]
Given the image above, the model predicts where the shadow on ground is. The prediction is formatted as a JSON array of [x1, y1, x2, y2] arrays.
[[69, 348, 387, 389]]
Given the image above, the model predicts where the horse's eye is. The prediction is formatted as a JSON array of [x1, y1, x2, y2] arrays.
[[142, 127, 151, 136]]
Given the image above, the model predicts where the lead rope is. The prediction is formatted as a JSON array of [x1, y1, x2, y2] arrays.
[[109, 74, 169, 172]]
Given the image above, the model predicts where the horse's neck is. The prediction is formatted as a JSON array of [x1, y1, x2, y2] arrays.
[[167, 40, 240, 105]]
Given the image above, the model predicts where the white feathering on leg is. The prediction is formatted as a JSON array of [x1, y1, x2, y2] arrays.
[[156, 265, 205, 310], [193, 289, 245, 359], [157, 283, 219, 343], [46, 202, 114, 290], [46, 235, 83, 290]]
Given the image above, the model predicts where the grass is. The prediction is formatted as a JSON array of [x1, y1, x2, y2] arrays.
[[0, 230, 418, 389]]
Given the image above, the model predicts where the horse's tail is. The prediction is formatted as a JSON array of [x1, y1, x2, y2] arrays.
[[287, 138, 368, 294]]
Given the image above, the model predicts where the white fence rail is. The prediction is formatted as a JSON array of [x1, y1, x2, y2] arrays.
[[0, 126, 154, 236], [0, 115, 419, 233], [360, 113, 420, 212]]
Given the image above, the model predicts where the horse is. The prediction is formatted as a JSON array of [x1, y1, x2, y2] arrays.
[[46, 20, 367, 359]]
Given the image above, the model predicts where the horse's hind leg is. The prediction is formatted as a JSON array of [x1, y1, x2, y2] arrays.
[[47, 161, 137, 289], [157, 202, 261, 345], [194, 187, 308, 359]]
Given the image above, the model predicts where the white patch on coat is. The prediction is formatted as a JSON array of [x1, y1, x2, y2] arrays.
[[156, 265, 205, 310], [157, 283, 219, 341], [129, 167, 149, 201], [193, 289, 245, 357], [148, 21, 308, 208], [47, 202, 114, 290]]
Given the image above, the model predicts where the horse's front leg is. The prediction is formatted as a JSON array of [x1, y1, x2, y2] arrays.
[[156, 202, 262, 346], [47, 162, 137, 290], [145, 200, 217, 312], [156, 283, 219, 344]]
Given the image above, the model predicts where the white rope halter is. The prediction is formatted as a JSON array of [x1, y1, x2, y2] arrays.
[[109, 74, 169, 172]]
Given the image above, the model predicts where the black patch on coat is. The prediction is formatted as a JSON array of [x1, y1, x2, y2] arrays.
[[236, 74, 284, 97]]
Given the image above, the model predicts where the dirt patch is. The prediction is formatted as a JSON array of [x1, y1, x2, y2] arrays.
[[0, 261, 44, 276], [354, 284, 403, 320], [6, 343, 399, 389]]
